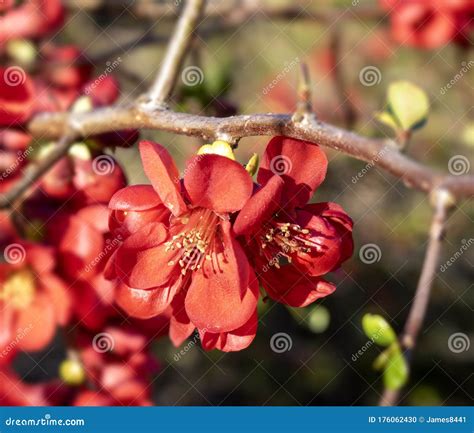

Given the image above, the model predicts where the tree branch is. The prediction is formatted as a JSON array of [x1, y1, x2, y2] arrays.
[[0, 133, 78, 209], [146, 0, 206, 106], [379, 189, 454, 406], [27, 107, 474, 202]]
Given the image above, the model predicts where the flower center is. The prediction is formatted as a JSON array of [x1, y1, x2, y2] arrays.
[[0, 269, 36, 310], [259, 221, 324, 267], [165, 208, 221, 275]]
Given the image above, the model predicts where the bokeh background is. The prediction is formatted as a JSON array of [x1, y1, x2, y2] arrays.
[[14, 0, 474, 405]]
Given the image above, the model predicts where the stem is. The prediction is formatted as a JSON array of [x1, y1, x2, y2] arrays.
[[378, 189, 454, 406], [146, 0, 206, 105]]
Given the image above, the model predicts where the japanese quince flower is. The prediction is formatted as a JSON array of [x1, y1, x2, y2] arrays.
[[234, 136, 353, 307], [0, 241, 71, 353], [107, 141, 259, 352]]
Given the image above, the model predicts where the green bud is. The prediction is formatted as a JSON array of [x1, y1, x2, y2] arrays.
[[387, 81, 429, 131], [245, 153, 259, 176], [6, 39, 37, 67], [383, 347, 409, 391], [362, 314, 397, 347], [307, 305, 331, 334]]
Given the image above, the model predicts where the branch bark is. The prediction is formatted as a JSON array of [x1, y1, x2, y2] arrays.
[[379, 189, 454, 406], [146, 0, 206, 105], [27, 107, 474, 202]]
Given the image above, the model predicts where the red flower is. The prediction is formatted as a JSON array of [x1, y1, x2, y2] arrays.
[[108, 141, 259, 352], [0, 241, 71, 353], [381, 0, 474, 49], [72, 326, 159, 406], [0, 0, 64, 45], [0, 66, 35, 126], [234, 137, 353, 307]]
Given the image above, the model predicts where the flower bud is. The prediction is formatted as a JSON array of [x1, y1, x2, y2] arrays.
[[197, 140, 235, 160], [59, 358, 86, 386], [362, 313, 397, 347]]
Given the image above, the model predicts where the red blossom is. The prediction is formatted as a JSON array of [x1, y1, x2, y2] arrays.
[[0, 66, 35, 126], [0, 241, 71, 353], [381, 0, 474, 49], [108, 141, 259, 352], [234, 137, 353, 307], [0, 0, 64, 45]]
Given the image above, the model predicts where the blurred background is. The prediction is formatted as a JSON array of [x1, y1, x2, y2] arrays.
[[13, 0, 474, 405]]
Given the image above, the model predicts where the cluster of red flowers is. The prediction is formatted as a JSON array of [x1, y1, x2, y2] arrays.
[[0, 0, 353, 406], [106, 137, 353, 352], [381, 0, 473, 49], [0, 0, 162, 406]]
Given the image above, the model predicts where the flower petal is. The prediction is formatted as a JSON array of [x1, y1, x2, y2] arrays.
[[261, 265, 335, 307], [169, 290, 195, 347], [234, 175, 284, 237], [292, 208, 351, 276], [114, 223, 173, 289], [199, 310, 258, 352], [184, 154, 252, 213], [139, 141, 187, 216], [258, 136, 327, 209], [116, 280, 180, 320], [185, 223, 258, 333], [17, 293, 57, 351], [109, 185, 162, 211]]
